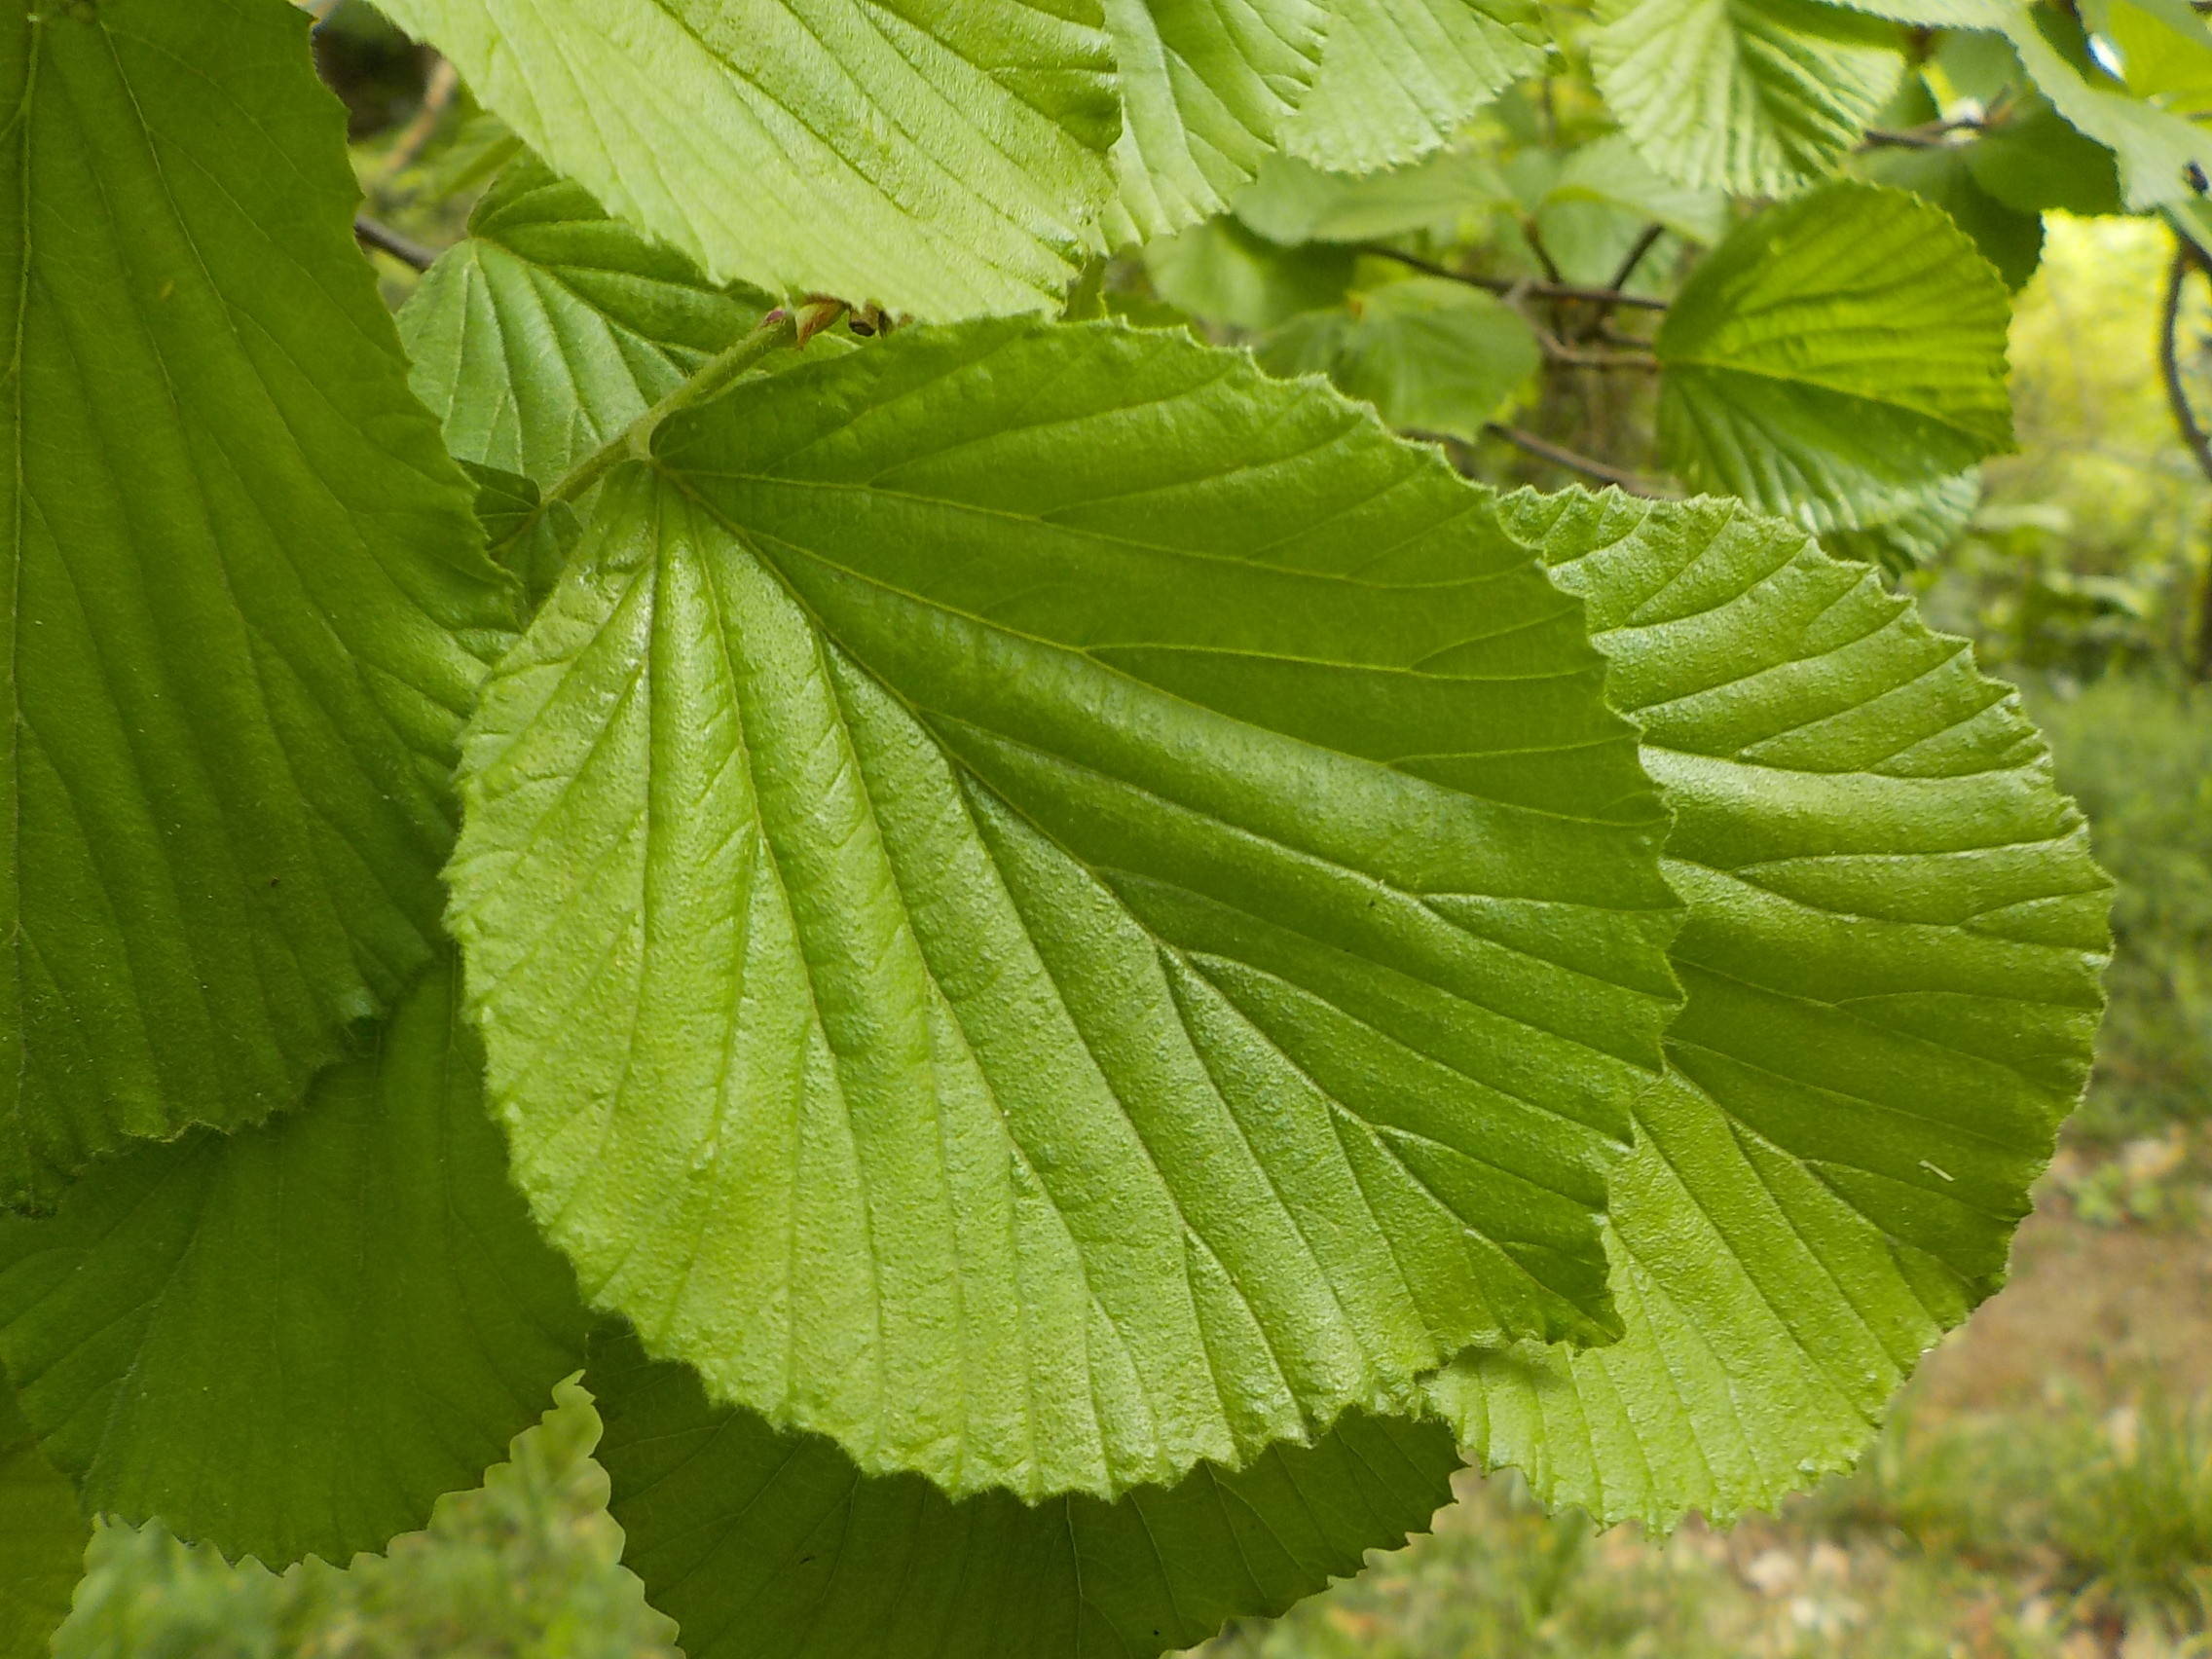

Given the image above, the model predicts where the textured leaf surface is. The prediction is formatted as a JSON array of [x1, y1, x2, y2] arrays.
[[401, 158, 768, 489], [373, 0, 1123, 318], [447, 319, 1682, 1502], [0, 1370, 83, 1659], [1426, 492, 2109, 1528], [1657, 183, 2014, 535], [0, 0, 513, 1205], [590, 1328, 1459, 1659], [1103, 0, 1329, 243], [1284, 0, 1545, 174], [1259, 278, 1540, 442], [0, 959, 590, 1567], [1595, 0, 1903, 194]]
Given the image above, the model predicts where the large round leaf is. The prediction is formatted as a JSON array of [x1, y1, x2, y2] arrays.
[[0, 957, 590, 1567], [0, 0, 514, 1206], [1657, 183, 2014, 535], [446, 319, 1683, 1502], [1425, 491, 2109, 1527], [590, 1328, 1459, 1659]]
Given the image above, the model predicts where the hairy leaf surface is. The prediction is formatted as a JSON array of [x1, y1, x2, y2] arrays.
[[1284, 0, 1546, 174], [0, 0, 514, 1205], [1426, 492, 2109, 1528], [1595, 0, 1902, 194], [401, 159, 769, 489], [0, 958, 590, 1567], [0, 1369, 83, 1659], [1103, 0, 1330, 242], [1657, 183, 2014, 535], [448, 319, 1682, 1502], [589, 1327, 1459, 1659]]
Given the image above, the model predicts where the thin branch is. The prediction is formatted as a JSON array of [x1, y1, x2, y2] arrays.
[[375, 56, 461, 187], [1606, 224, 1667, 295], [1862, 118, 1990, 149], [2160, 238, 2212, 487], [1356, 245, 1670, 311], [1528, 316, 1661, 371], [353, 215, 437, 272], [1520, 215, 1567, 286], [1483, 424, 1670, 496]]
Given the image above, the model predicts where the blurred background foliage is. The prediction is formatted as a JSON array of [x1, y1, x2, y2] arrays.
[[49, 1, 2212, 1655]]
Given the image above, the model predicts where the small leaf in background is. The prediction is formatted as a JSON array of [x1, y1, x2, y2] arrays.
[[588, 1328, 1460, 1659], [2091, 0, 2212, 102], [1656, 182, 2014, 535], [1999, 2, 2212, 207], [1966, 92, 2127, 216], [1235, 145, 1510, 244], [1102, 0, 1329, 243], [400, 157, 769, 489], [1594, 0, 1905, 195], [1284, 0, 1546, 174], [0, 958, 590, 1568], [1858, 143, 2046, 288], [1259, 277, 1541, 441], [0, 1368, 84, 1659], [371, 0, 1119, 318], [0, 0, 515, 1207], [446, 319, 1683, 1504], [1429, 490, 2110, 1529], [1145, 214, 1358, 326], [459, 461, 583, 611]]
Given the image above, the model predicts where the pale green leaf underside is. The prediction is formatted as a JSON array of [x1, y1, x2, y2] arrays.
[[0, 1369, 84, 1659], [1259, 277, 1540, 443], [371, 0, 1119, 319], [0, 0, 514, 1206], [1102, 0, 1329, 245], [1285, 0, 1546, 173], [1235, 146, 1509, 244], [448, 318, 1682, 1503], [400, 158, 769, 490], [1426, 492, 2109, 1530], [1657, 183, 2014, 535], [1824, 469, 1982, 575], [589, 1327, 1459, 1659], [1595, 0, 1903, 195], [0, 957, 591, 1568]]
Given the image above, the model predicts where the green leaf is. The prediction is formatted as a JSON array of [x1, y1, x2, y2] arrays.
[[371, 0, 1118, 320], [1145, 215, 1357, 327], [589, 1328, 1459, 1659], [1999, 4, 2212, 206], [0, 0, 515, 1206], [0, 956, 591, 1568], [461, 461, 585, 610], [1857, 144, 2045, 290], [1966, 92, 2126, 216], [1102, 0, 1330, 243], [1594, 0, 1904, 195], [1425, 492, 2109, 1529], [446, 318, 1683, 1503], [1542, 133, 1730, 248], [1257, 277, 1541, 441], [0, 1369, 84, 1659], [1657, 183, 2014, 535], [1235, 147, 1510, 244], [1824, 468, 1983, 576], [400, 158, 770, 490], [1283, 0, 1547, 174]]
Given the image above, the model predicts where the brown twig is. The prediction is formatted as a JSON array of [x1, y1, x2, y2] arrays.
[[1356, 245, 1670, 312], [1606, 224, 1668, 296], [375, 56, 461, 187], [2159, 235, 2212, 678], [353, 215, 438, 272], [1483, 424, 1670, 496]]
